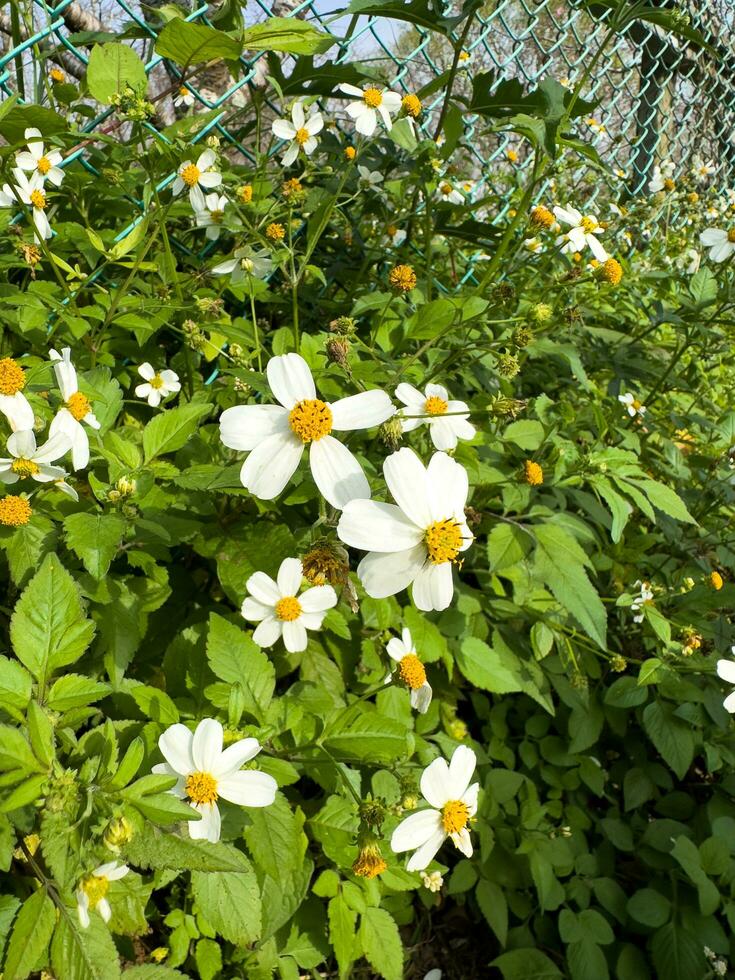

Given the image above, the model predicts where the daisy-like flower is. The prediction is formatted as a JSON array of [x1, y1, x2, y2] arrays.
[[76, 862, 129, 928], [135, 363, 181, 408], [242, 557, 337, 652], [337, 448, 473, 611], [395, 382, 475, 451], [391, 745, 479, 871], [172, 149, 221, 212], [0, 357, 34, 431], [387, 627, 432, 713], [648, 162, 675, 193], [523, 237, 544, 253], [700, 227, 735, 263], [385, 224, 407, 248], [195, 193, 228, 241], [436, 180, 464, 205], [272, 101, 324, 167], [618, 392, 646, 418], [153, 718, 276, 842], [716, 651, 735, 712], [0, 170, 52, 241], [692, 156, 715, 182], [174, 85, 196, 109], [0, 429, 69, 485], [338, 83, 401, 136], [212, 246, 274, 284], [357, 166, 384, 191], [49, 348, 100, 471], [15, 128, 64, 186], [219, 352, 395, 509], [553, 205, 608, 261], [630, 579, 654, 623]]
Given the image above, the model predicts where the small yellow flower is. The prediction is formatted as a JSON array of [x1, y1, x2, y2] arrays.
[[506, 149, 519, 163], [401, 93, 422, 118], [663, 178, 676, 192], [389, 264, 416, 292], [596, 258, 623, 285], [688, 192, 699, 204], [237, 184, 253, 204], [266, 222, 285, 242], [530, 205, 555, 229], [709, 571, 724, 591], [50, 67, 65, 83], [344, 145, 357, 161], [150, 948, 169, 963], [282, 177, 303, 198], [0, 495, 32, 527], [523, 460, 543, 486], [352, 832, 387, 879]]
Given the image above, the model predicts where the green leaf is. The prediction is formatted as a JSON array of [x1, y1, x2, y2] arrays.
[[627, 888, 671, 927], [328, 895, 358, 975], [650, 922, 706, 980], [642, 702, 694, 780], [689, 268, 718, 306], [9, 554, 96, 691], [670, 836, 720, 915], [0, 655, 32, 717], [486, 523, 532, 572], [3, 889, 56, 980], [322, 705, 409, 763], [206, 613, 274, 719], [27, 701, 54, 768], [0, 516, 57, 587], [124, 829, 251, 872], [155, 20, 243, 64], [143, 403, 212, 461], [476, 879, 508, 946], [50, 914, 122, 980], [492, 948, 563, 979], [241, 18, 334, 55], [86, 43, 147, 104], [47, 674, 111, 712], [503, 419, 544, 450], [359, 907, 403, 980], [191, 867, 261, 945], [0, 106, 67, 144], [456, 636, 523, 693], [64, 512, 125, 578], [625, 478, 695, 525]]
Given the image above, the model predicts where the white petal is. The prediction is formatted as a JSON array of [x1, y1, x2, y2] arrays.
[[217, 770, 277, 806], [299, 585, 337, 612], [447, 745, 477, 799], [338, 499, 424, 552], [420, 757, 453, 808], [50, 410, 88, 470], [387, 636, 408, 662], [242, 597, 272, 622], [384, 448, 432, 528], [395, 382, 425, 409], [213, 738, 262, 777], [412, 561, 454, 612], [330, 390, 394, 431], [587, 234, 609, 262], [138, 363, 156, 382], [426, 452, 469, 520], [105, 864, 130, 881], [354, 108, 377, 136], [723, 691, 735, 713], [50, 347, 77, 400], [391, 808, 443, 852], [277, 557, 303, 596], [410, 683, 433, 714], [267, 353, 315, 409], [77, 892, 90, 928], [711, 241, 733, 263], [191, 718, 223, 773], [700, 229, 726, 246], [716, 659, 735, 683], [451, 827, 473, 858], [406, 828, 447, 871], [338, 84, 364, 98], [240, 431, 303, 499], [98, 899, 111, 923], [246, 571, 280, 605], [272, 119, 297, 141], [159, 724, 194, 775], [220, 404, 289, 451], [34, 464, 68, 483], [309, 436, 370, 509], [281, 142, 299, 167], [282, 620, 308, 652], [196, 149, 216, 171], [7, 429, 36, 458], [188, 802, 220, 842], [429, 418, 459, 451], [356, 544, 426, 599], [0, 392, 34, 431], [252, 617, 282, 648], [33, 430, 71, 464]]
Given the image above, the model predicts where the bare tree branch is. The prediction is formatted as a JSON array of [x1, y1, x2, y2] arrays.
[[0, 11, 85, 79]]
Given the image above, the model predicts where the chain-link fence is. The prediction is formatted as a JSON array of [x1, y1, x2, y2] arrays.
[[1, 0, 733, 214]]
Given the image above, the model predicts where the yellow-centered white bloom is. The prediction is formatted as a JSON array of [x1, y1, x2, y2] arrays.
[[391, 745, 479, 871], [242, 556, 337, 652], [172, 148, 221, 211], [700, 227, 735, 263], [648, 162, 675, 193], [338, 83, 401, 136], [387, 627, 432, 713], [195, 192, 228, 241], [219, 352, 394, 509], [0, 169, 52, 241], [630, 579, 654, 623], [135, 363, 181, 407], [15, 128, 64, 186], [692, 156, 715, 182], [0, 357, 34, 431], [272, 101, 324, 167], [436, 180, 464, 205], [337, 448, 473, 611], [716, 650, 735, 712], [0, 429, 70, 485], [174, 85, 196, 108], [618, 392, 646, 418], [152, 718, 277, 843], [76, 861, 129, 928], [49, 348, 100, 470], [553, 205, 608, 261], [395, 382, 474, 450]]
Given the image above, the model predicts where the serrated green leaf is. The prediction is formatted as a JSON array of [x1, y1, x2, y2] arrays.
[[359, 907, 403, 980], [191, 867, 261, 945], [4, 889, 55, 980], [64, 512, 125, 578], [155, 20, 242, 64], [86, 43, 147, 104], [143, 403, 211, 461]]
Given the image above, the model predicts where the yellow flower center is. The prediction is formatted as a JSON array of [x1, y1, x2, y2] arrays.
[[344, 146, 356, 161], [180, 163, 201, 187], [728, 230, 735, 244], [30, 189, 46, 210], [581, 216, 597, 233], [275, 595, 302, 622], [240, 258, 254, 272], [179, 86, 189, 97], [424, 395, 448, 416], [0, 495, 32, 526], [402, 94, 421, 117], [352, 844, 387, 879], [0, 357, 26, 395], [440, 182, 453, 196], [663, 178, 675, 191], [266, 222, 285, 241], [238, 184, 253, 204], [710, 571, 724, 590], [210, 209, 224, 224], [185, 771, 218, 805], [398, 653, 426, 690], [81, 874, 109, 908], [37, 156, 51, 175], [11, 458, 39, 478], [425, 518, 463, 564], [362, 87, 383, 108], [295, 127, 310, 146], [66, 391, 91, 421], [389, 264, 417, 292], [288, 398, 333, 442], [50, 68, 65, 83], [441, 799, 469, 834], [149, 374, 164, 390], [524, 460, 543, 486], [631, 398, 642, 411]]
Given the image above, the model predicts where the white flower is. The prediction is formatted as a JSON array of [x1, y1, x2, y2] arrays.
[[700, 228, 735, 263], [385, 226, 406, 247], [212, 246, 274, 284], [424, 972, 442, 980], [357, 166, 383, 190], [420, 870, 444, 892], [172, 149, 221, 212], [436, 179, 464, 205], [395, 382, 474, 451], [524, 237, 544, 253], [391, 745, 478, 871], [630, 579, 653, 623], [174, 85, 195, 108], [49, 348, 100, 470], [0, 170, 52, 241], [0, 429, 70, 484], [242, 556, 337, 652], [338, 83, 401, 136], [152, 718, 277, 843], [76, 861, 129, 928], [692, 156, 715, 182], [15, 128, 64, 186], [135, 363, 181, 408], [337, 448, 473, 611], [648, 163, 674, 193], [618, 392, 646, 418], [716, 652, 735, 712], [195, 193, 228, 241], [0, 357, 34, 431], [553, 205, 608, 261], [272, 101, 323, 167], [53, 477, 79, 501], [387, 627, 432, 713], [219, 352, 394, 509]]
